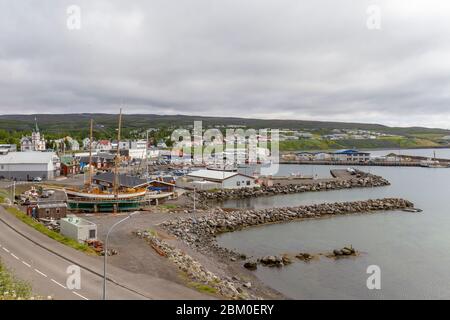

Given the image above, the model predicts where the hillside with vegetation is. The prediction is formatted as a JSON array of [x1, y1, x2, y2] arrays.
[[278, 136, 442, 152], [0, 113, 448, 151]]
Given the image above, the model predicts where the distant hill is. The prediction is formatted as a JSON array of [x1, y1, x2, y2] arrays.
[[0, 113, 449, 136]]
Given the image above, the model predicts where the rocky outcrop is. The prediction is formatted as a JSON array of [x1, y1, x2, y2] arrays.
[[332, 246, 357, 257], [194, 171, 390, 203], [296, 253, 313, 262]]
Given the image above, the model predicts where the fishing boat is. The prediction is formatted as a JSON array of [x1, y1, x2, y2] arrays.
[[65, 110, 148, 213]]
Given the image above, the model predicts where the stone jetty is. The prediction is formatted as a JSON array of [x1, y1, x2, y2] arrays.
[[140, 198, 413, 297], [194, 171, 390, 203], [161, 198, 414, 257]]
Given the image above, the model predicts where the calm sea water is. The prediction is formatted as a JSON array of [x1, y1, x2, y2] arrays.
[[217, 148, 450, 299]]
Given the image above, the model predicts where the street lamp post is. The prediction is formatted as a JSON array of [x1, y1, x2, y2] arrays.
[[102, 211, 139, 300], [193, 185, 196, 215]]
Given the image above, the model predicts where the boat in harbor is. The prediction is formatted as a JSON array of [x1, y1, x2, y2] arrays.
[[64, 110, 149, 213]]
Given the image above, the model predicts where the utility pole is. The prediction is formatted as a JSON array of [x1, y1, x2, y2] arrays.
[[88, 119, 93, 187], [103, 211, 139, 300], [11, 181, 15, 204], [193, 185, 196, 214]]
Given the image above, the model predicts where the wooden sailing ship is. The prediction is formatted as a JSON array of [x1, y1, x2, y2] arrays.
[[65, 110, 147, 213]]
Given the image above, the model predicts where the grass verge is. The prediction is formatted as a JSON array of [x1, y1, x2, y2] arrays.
[[187, 281, 218, 294], [0, 260, 32, 300], [157, 204, 178, 210], [4, 206, 97, 255]]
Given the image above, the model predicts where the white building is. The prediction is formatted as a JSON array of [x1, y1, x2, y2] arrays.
[[186, 169, 257, 189], [128, 148, 148, 160], [82, 138, 92, 150], [54, 136, 80, 151], [95, 140, 112, 151], [68, 138, 80, 151], [60, 215, 97, 243], [332, 150, 371, 162], [294, 132, 313, 139], [20, 119, 46, 151], [0, 151, 60, 180], [0, 144, 17, 152], [119, 140, 147, 150]]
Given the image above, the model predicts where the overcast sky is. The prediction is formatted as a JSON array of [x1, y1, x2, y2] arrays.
[[1, 1, 450, 128]]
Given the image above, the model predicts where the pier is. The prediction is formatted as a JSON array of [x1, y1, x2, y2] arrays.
[[280, 160, 449, 167]]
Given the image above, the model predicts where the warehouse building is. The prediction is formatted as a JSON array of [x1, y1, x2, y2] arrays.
[[331, 149, 371, 162], [0, 151, 60, 181], [185, 169, 257, 189]]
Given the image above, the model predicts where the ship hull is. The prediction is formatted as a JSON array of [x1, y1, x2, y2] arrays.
[[66, 199, 143, 213], [65, 189, 147, 213]]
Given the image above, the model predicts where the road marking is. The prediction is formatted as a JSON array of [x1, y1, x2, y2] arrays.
[[34, 269, 48, 277], [22, 261, 31, 268], [2, 247, 10, 253], [10, 253, 19, 260], [72, 291, 89, 300], [51, 279, 67, 289]]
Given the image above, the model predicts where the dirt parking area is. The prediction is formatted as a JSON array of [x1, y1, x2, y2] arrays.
[[82, 209, 283, 299], [83, 211, 193, 287]]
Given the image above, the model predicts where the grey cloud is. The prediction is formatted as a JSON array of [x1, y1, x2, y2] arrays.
[[0, 0, 450, 128]]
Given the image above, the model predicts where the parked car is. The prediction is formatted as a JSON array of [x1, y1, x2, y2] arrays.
[[32, 177, 43, 182]]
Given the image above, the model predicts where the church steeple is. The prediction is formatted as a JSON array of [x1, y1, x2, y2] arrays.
[[34, 117, 39, 133]]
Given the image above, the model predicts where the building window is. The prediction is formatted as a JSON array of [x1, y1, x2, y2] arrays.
[[46, 209, 50, 214], [0, 165, 3, 170], [246, 181, 251, 186], [89, 229, 96, 239], [236, 181, 240, 186], [56, 209, 60, 214]]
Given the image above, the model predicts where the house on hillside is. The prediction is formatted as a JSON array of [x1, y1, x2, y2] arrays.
[[60, 156, 80, 176], [78, 153, 115, 171], [95, 140, 112, 151], [54, 136, 80, 152]]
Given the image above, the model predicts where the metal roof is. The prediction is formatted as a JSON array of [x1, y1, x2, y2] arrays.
[[187, 169, 254, 182], [93, 172, 149, 188], [333, 149, 370, 155], [37, 203, 67, 209], [0, 152, 57, 164]]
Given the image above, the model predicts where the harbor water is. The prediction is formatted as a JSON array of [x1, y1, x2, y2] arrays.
[[217, 148, 450, 299]]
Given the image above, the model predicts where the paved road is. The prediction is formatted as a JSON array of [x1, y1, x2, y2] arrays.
[[0, 213, 145, 300], [0, 206, 210, 300]]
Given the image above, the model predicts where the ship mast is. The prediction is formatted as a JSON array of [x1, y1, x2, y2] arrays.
[[113, 109, 122, 199], [88, 118, 93, 187]]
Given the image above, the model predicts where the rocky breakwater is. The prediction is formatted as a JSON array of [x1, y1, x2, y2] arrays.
[[195, 171, 390, 203], [161, 198, 414, 259], [134, 230, 258, 300]]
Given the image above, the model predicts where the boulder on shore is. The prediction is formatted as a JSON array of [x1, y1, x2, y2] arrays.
[[244, 261, 257, 270]]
